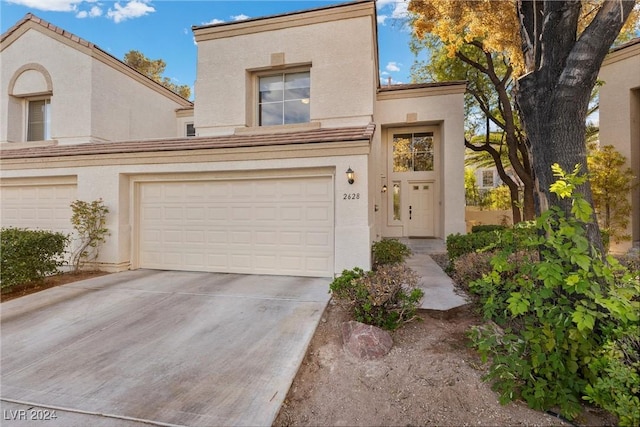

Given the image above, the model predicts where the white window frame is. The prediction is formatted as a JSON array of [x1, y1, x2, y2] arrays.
[[25, 97, 51, 142]]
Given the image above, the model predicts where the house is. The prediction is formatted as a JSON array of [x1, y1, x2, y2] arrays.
[[598, 37, 640, 253], [0, 0, 466, 277]]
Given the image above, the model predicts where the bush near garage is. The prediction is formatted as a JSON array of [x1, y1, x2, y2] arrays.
[[0, 227, 69, 292], [331, 239, 423, 330]]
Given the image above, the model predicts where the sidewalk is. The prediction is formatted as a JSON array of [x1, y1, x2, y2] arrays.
[[400, 238, 469, 312]]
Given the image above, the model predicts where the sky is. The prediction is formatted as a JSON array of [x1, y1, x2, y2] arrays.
[[0, 0, 425, 100]]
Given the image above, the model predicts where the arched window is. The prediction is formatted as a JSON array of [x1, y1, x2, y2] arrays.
[[8, 63, 53, 142]]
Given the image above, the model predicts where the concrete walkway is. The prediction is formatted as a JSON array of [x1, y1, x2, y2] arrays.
[[400, 238, 470, 312]]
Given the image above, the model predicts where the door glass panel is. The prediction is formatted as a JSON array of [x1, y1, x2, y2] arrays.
[[392, 182, 401, 221]]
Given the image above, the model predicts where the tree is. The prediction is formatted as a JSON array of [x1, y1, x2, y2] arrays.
[[124, 50, 191, 99], [409, 0, 638, 254], [587, 144, 636, 246], [411, 35, 534, 223], [514, 0, 636, 255]]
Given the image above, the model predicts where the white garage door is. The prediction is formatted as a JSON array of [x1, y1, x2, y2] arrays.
[[137, 176, 334, 277], [0, 179, 77, 234]]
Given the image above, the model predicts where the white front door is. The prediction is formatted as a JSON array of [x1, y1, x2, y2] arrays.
[[408, 181, 435, 237]]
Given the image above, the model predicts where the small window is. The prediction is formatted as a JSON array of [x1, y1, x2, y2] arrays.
[[186, 123, 196, 137], [482, 170, 494, 187], [259, 71, 310, 126], [27, 98, 51, 141], [393, 132, 434, 172]]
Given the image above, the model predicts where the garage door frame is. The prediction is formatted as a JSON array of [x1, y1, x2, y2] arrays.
[[130, 167, 335, 277]]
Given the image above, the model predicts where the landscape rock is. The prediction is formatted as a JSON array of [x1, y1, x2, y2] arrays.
[[341, 321, 393, 360]]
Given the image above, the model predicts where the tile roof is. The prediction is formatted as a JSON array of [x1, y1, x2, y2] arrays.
[[1, 13, 94, 47], [378, 81, 467, 92], [0, 124, 376, 160]]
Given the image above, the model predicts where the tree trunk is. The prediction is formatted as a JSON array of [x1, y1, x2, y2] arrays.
[[515, 0, 635, 255]]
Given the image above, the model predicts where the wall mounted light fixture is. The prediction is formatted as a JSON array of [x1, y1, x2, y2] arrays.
[[346, 167, 355, 184], [382, 185, 387, 193]]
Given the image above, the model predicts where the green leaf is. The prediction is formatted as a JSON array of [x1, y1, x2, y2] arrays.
[[571, 198, 593, 222], [507, 292, 530, 316], [571, 307, 595, 332]]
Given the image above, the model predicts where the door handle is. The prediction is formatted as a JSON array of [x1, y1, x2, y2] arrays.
[[409, 205, 412, 220]]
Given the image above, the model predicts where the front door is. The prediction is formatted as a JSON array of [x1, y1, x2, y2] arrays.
[[408, 182, 435, 237]]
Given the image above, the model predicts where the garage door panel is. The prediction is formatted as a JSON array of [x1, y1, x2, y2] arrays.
[[138, 176, 334, 277], [0, 183, 76, 234]]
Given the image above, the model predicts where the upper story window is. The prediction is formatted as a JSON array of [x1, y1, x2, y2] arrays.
[[259, 71, 310, 126], [27, 98, 51, 141], [186, 123, 196, 137], [393, 132, 434, 172]]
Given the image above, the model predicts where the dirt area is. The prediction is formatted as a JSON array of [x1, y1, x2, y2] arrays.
[[1, 270, 108, 302], [273, 267, 616, 426]]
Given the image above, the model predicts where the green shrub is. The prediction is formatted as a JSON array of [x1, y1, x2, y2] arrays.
[[446, 231, 501, 262], [468, 164, 640, 419], [447, 225, 536, 262], [584, 334, 640, 426], [1, 227, 69, 292], [450, 251, 495, 291], [330, 264, 423, 330], [471, 224, 507, 233], [371, 238, 412, 268]]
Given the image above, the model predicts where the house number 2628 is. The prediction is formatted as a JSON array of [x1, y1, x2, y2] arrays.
[[343, 193, 360, 200]]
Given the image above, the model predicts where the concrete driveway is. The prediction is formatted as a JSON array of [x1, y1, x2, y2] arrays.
[[1, 269, 331, 426]]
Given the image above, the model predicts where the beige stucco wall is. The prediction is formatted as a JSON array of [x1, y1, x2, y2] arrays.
[[1, 25, 190, 146], [599, 40, 640, 252], [194, 6, 376, 135], [1, 29, 93, 143], [373, 86, 467, 240]]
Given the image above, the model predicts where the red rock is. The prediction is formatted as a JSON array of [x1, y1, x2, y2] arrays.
[[341, 321, 393, 360]]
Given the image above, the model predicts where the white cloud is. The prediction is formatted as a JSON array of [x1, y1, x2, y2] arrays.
[[391, 1, 409, 19], [5, 0, 82, 12], [380, 70, 390, 76], [375, 0, 395, 10], [77, 5, 102, 18], [203, 18, 225, 25], [107, 0, 155, 24], [376, 0, 410, 21], [386, 62, 400, 72], [231, 14, 250, 21]]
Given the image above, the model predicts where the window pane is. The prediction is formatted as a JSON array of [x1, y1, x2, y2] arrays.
[[28, 99, 48, 141], [260, 102, 283, 126], [259, 75, 284, 103], [412, 133, 434, 171], [393, 134, 412, 172], [393, 182, 401, 220], [285, 72, 310, 89], [259, 72, 310, 126], [284, 87, 310, 101], [186, 123, 196, 137], [283, 99, 310, 124]]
